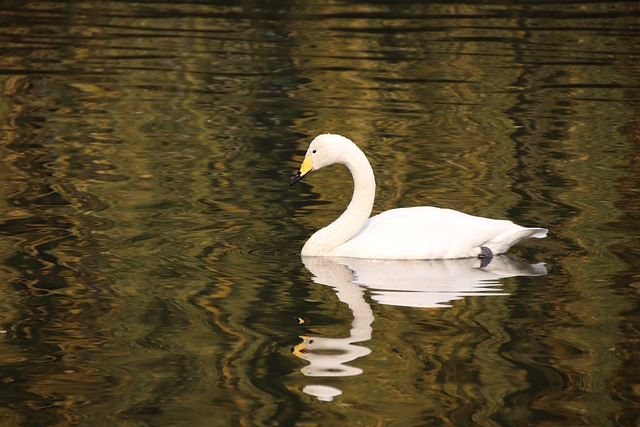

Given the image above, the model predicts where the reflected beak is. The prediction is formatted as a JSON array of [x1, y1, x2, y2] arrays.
[[290, 155, 314, 187], [291, 336, 310, 357]]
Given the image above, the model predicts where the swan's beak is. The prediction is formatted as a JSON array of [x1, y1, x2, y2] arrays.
[[290, 155, 313, 186]]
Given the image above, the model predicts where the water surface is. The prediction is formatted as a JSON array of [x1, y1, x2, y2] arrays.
[[0, 1, 638, 426]]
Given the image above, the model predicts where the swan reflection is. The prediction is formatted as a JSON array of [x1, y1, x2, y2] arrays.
[[294, 256, 546, 401]]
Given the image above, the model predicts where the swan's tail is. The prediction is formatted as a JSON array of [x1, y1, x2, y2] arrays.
[[527, 228, 548, 239], [488, 227, 548, 255]]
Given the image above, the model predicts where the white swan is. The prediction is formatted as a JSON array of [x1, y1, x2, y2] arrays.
[[290, 134, 548, 260]]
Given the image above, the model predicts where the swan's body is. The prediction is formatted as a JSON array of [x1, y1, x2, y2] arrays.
[[290, 134, 547, 260]]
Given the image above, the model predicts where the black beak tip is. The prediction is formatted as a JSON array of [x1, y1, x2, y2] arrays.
[[290, 172, 302, 187]]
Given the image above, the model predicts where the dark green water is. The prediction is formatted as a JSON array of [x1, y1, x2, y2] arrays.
[[0, 1, 638, 426]]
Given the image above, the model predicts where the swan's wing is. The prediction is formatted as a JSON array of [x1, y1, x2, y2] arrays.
[[332, 207, 546, 259]]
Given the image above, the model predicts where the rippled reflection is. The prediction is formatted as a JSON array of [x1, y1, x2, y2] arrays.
[[295, 256, 547, 400]]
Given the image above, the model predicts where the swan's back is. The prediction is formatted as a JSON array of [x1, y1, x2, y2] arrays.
[[330, 207, 547, 260]]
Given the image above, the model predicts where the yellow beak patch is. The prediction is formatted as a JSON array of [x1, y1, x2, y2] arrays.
[[290, 155, 314, 187], [299, 155, 313, 176]]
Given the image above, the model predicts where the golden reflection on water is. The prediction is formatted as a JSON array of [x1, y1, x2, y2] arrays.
[[0, 0, 638, 426]]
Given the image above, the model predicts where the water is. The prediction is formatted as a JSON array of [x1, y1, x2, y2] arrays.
[[0, 0, 638, 425]]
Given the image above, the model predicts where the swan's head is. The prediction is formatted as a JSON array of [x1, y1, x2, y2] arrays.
[[290, 134, 357, 186]]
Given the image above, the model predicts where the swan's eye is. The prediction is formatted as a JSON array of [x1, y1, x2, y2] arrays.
[[312, 150, 317, 153]]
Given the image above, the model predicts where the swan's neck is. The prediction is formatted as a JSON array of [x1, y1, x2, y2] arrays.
[[302, 148, 375, 256]]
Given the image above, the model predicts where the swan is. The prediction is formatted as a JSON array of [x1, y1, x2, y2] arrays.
[[290, 134, 548, 260]]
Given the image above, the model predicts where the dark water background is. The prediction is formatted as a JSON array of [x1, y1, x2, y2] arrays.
[[0, 1, 638, 426]]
